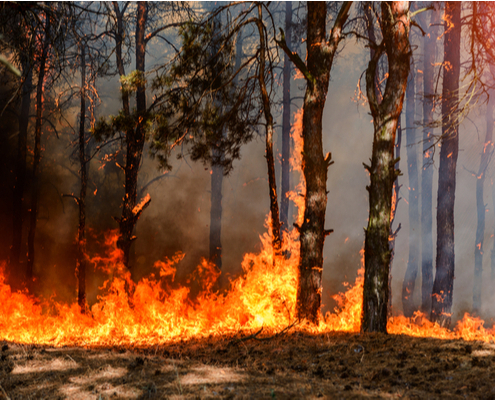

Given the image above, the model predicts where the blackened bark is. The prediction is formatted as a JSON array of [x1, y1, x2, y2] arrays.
[[431, 1, 461, 326], [421, 3, 439, 315], [10, 61, 32, 271], [472, 93, 495, 312], [26, 16, 51, 285], [277, 2, 351, 324], [280, 1, 292, 236], [402, 65, 420, 317], [362, 2, 411, 333], [77, 45, 88, 311], [257, 5, 281, 252], [117, 1, 150, 270]]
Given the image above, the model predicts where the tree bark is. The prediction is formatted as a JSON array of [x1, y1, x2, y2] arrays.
[[280, 1, 292, 236], [117, 1, 151, 270], [277, 2, 351, 324], [472, 92, 495, 313], [431, 1, 461, 327], [402, 64, 420, 317], [26, 15, 51, 285], [420, 3, 440, 315], [362, 1, 411, 333], [10, 60, 32, 272], [77, 44, 88, 311]]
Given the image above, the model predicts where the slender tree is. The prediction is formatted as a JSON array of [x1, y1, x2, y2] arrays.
[[472, 90, 495, 313], [257, 4, 281, 253], [10, 59, 32, 273], [420, 3, 440, 316], [26, 13, 52, 284], [431, 1, 461, 326], [75, 43, 89, 310], [362, 1, 411, 333], [402, 62, 420, 317], [280, 1, 292, 237], [277, 1, 352, 323]]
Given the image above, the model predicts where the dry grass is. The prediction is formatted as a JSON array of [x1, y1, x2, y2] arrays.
[[1, 331, 495, 399]]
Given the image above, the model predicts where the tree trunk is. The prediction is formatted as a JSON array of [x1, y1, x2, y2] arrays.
[[10, 61, 32, 272], [278, 2, 351, 324], [431, 1, 461, 327], [77, 44, 88, 311], [389, 117, 402, 316], [420, 3, 440, 315], [256, 5, 281, 252], [209, 163, 223, 269], [117, 1, 150, 270], [26, 15, 51, 285], [473, 92, 495, 313], [362, 1, 411, 333], [402, 65, 420, 317], [280, 1, 292, 236]]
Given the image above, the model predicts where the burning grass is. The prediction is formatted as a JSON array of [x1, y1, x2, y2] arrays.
[[1, 223, 495, 347]]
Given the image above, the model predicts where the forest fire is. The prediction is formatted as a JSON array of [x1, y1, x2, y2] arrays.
[[1, 223, 495, 347]]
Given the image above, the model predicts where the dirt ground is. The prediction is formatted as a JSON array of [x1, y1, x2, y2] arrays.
[[1, 330, 495, 399]]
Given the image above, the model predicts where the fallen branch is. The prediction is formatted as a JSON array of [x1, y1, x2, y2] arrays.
[[229, 321, 299, 346], [229, 326, 264, 346]]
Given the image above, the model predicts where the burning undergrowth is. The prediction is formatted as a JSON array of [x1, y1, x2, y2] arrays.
[[1, 220, 495, 348]]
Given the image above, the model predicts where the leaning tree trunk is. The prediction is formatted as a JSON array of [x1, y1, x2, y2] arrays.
[[10, 61, 32, 272], [362, 1, 411, 333], [257, 5, 281, 252], [473, 90, 495, 313], [280, 1, 292, 236], [26, 16, 50, 285], [420, 3, 440, 315], [402, 63, 420, 318], [431, 1, 461, 327], [117, 2, 151, 270], [278, 2, 351, 324], [77, 44, 88, 311]]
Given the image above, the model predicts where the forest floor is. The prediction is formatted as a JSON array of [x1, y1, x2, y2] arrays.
[[1, 331, 495, 399]]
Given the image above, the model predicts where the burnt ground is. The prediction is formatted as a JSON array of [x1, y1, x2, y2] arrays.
[[1, 331, 495, 399]]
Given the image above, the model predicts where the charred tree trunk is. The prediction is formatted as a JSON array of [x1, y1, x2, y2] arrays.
[[362, 2, 411, 333], [473, 92, 495, 313], [10, 61, 32, 272], [117, 2, 151, 270], [26, 16, 51, 285], [421, 3, 440, 315], [280, 1, 292, 236], [77, 45, 88, 311], [402, 64, 420, 317], [431, 1, 461, 326], [278, 2, 351, 324], [257, 5, 281, 252]]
